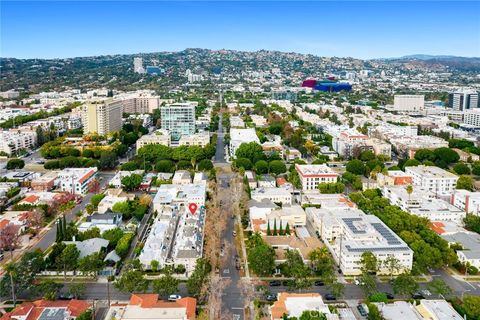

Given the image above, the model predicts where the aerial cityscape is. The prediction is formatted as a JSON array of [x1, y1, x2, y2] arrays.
[[1, 1, 480, 320]]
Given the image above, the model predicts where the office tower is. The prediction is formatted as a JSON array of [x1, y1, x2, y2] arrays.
[[160, 103, 196, 140], [133, 57, 145, 74], [82, 100, 123, 135], [449, 91, 479, 111], [393, 95, 425, 112]]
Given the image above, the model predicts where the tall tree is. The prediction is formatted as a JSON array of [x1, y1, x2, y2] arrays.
[[0, 224, 20, 259], [152, 272, 179, 296], [383, 255, 402, 279], [360, 251, 378, 274], [56, 244, 80, 282]]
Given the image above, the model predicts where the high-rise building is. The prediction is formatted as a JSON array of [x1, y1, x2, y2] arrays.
[[82, 100, 123, 135], [133, 57, 145, 74], [160, 103, 196, 140], [448, 90, 479, 110], [393, 95, 425, 112]]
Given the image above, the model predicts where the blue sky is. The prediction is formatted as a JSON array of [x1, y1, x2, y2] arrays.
[[1, 1, 479, 59]]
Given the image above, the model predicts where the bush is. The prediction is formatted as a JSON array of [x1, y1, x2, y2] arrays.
[[155, 160, 175, 172], [269, 160, 287, 175], [197, 159, 213, 171], [368, 292, 388, 303], [115, 233, 134, 258], [346, 159, 365, 175], [235, 158, 253, 170], [177, 160, 192, 170], [121, 162, 139, 171], [6, 158, 25, 170], [254, 160, 269, 174], [453, 162, 471, 175]]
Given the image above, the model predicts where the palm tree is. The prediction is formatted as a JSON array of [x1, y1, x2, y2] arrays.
[[5, 262, 18, 306], [406, 184, 413, 202]]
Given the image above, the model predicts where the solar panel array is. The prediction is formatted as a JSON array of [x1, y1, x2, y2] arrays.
[[371, 223, 402, 245], [345, 245, 410, 252], [342, 217, 366, 234]]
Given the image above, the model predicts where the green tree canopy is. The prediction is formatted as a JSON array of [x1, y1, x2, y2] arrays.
[[346, 159, 365, 175]]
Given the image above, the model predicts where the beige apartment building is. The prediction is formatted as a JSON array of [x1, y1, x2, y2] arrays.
[[82, 100, 122, 135]]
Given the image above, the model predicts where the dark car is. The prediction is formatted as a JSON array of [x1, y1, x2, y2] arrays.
[[412, 292, 425, 299], [384, 292, 394, 299], [269, 280, 281, 286], [314, 280, 325, 286], [324, 294, 336, 301], [357, 304, 368, 317], [265, 294, 277, 302], [59, 293, 74, 300]]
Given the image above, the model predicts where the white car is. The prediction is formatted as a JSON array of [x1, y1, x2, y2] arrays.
[[168, 295, 182, 301]]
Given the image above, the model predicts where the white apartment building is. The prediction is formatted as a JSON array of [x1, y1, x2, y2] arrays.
[[251, 187, 292, 205], [250, 114, 267, 127], [0, 130, 37, 155], [295, 164, 338, 191], [58, 167, 98, 195], [393, 95, 425, 112], [230, 116, 245, 128], [143, 183, 207, 272], [160, 103, 196, 140], [463, 109, 480, 127], [82, 100, 123, 135], [305, 207, 413, 276], [0, 90, 20, 99], [229, 128, 260, 159], [178, 132, 210, 147], [133, 57, 145, 74], [405, 165, 458, 196], [136, 129, 171, 151], [451, 189, 480, 216], [383, 186, 465, 224]]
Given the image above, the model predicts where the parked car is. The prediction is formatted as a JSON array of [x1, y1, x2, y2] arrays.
[[232, 231, 237, 237], [314, 280, 325, 286], [269, 280, 281, 286], [421, 289, 431, 296], [412, 292, 425, 299], [357, 304, 368, 317], [383, 292, 394, 299], [265, 294, 277, 302], [324, 294, 336, 301], [168, 295, 182, 301]]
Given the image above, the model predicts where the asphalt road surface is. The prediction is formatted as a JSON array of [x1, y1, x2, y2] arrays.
[[31, 172, 115, 251]]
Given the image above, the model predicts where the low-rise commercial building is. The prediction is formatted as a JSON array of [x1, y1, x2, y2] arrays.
[[31, 171, 59, 192]]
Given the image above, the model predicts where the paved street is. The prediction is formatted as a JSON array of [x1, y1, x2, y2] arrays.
[[31, 172, 115, 251], [214, 113, 227, 163]]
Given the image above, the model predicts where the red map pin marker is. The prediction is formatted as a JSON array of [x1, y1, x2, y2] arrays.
[[188, 203, 198, 215]]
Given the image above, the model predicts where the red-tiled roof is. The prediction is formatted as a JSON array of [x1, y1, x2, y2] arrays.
[[21, 195, 40, 204], [78, 170, 95, 184], [1, 300, 91, 320], [0, 219, 11, 230], [128, 294, 196, 319], [429, 222, 446, 235]]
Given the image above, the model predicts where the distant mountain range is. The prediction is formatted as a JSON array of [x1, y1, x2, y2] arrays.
[[385, 54, 479, 60]]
